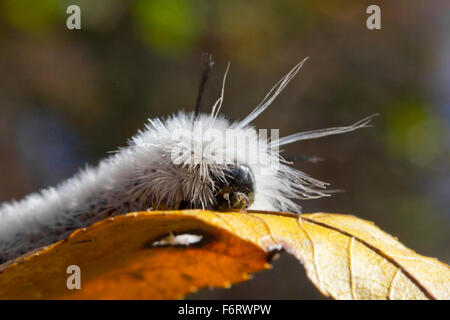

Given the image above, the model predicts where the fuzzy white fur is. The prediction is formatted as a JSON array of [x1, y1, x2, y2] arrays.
[[0, 59, 374, 263]]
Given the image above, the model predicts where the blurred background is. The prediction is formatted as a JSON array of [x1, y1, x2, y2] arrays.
[[0, 0, 448, 299]]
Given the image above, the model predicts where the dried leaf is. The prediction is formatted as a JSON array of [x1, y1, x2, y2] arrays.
[[0, 210, 448, 300]]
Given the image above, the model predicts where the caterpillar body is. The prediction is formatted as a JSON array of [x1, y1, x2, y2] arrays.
[[0, 59, 374, 264]]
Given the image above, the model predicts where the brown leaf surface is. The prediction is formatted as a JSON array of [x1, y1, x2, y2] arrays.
[[0, 210, 448, 299]]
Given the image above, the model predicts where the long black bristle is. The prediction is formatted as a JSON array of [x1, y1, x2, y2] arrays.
[[194, 53, 215, 119]]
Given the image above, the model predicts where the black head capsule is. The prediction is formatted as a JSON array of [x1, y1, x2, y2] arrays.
[[213, 164, 255, 210]]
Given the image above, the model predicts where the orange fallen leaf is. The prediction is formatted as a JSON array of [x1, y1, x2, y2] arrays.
[[0, 210, 448, 300]]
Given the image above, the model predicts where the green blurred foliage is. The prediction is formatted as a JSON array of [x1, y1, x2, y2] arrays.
[[132, 0, 201, 55], [386, 99, 448, 166], [3, 0, 60, 32]]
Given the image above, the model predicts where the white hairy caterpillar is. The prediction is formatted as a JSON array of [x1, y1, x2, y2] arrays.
[[0, 58, 375, 264]]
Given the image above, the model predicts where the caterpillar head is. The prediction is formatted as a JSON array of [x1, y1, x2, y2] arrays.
[[129, 112, 271, 211], [128, 59, 375, 213]]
